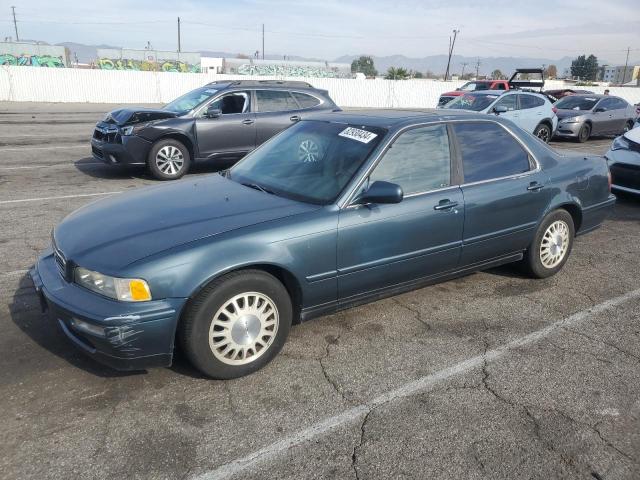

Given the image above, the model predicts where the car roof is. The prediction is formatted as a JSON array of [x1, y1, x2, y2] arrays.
[[304, 109, 490, 128], [206, 80, 317, 90]]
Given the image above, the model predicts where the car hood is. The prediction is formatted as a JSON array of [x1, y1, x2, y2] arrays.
[[556, 109, 588, 120], [53, 175, 319, 271], [103, 108, 177, 126]]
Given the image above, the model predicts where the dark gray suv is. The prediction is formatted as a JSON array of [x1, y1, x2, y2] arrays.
[[91, 80, 340, 180]]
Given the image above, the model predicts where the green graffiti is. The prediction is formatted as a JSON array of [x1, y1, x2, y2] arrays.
[[236, 63, 346, 78], [0, 53, 65, 67], [97, 58, 199, 73]]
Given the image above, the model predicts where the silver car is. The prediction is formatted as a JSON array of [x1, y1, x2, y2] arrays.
[[554, 94, 636, 143]]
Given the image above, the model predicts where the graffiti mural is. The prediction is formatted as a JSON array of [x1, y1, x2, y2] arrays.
[[97, 58, 200, 73], [235, 63, 346, 78], [0, 53, 65, 68]]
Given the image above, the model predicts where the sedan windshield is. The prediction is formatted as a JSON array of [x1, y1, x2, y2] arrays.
[[443, 93, 499, 112], [460, 82, 491, 91], [230, 121, 385, 204], [163, 87, 219, 115], [555, 96, 599, 111]]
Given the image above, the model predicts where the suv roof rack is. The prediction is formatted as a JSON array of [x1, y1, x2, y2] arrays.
[[207, 80, 313, 88]]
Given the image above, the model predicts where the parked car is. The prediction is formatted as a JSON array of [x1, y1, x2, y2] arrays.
[[441, 90, 558, 142], [91, 80, 340, 180], [605, 125, 640, 195], [437, 68, 544, 106], [32, 110, 614, 379], [543, 89, 594, 102], [554, 94, 636, 142]]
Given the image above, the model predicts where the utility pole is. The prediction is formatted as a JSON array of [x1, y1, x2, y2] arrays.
[[261, 24, 265, 60], [11, 6, 19, 42], [177, 17, 181, 52], [475, 58, 481, 78], [622, 47, 630, 84], [444, 28, 459, 81], [460, 62, 468, 78]]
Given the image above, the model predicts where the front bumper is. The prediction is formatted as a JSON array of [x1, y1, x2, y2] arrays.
[[91, 129, 152, 166], [554, 121, 582, 138], [606, 149, 640, 195], [30, 251, 187, 371]]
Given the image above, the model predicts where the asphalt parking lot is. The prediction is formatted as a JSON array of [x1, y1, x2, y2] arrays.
[[1, 102, 639, 480]]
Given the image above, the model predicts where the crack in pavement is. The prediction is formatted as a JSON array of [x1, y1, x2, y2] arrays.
[[561, 325, 640, 363], [390, 297, 432, 331], [319, 334, 348, 403], [351, 407, 373, 480], [544, 337, 613, 365]]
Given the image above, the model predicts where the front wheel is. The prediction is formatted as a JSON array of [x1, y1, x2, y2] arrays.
[[148, 139, 191, 180], [623, 120, 634, 133], [179, 270, 292, 379], [533, 123, 552, 143], [577, 123, 591, 143], [522, 210, 575, 279]]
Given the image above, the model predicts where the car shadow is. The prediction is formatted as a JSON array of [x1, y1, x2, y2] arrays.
[[10, 272, 144, 378]]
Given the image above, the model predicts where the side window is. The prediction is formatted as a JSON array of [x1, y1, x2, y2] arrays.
[[369, 124, 451, 195], [519, 94, 545, 109], [454, 122, 531, 183], [494, 95, 517, 111], [611, 98, 628, 110], [256, 90, 299, 112], [291, 92, 321, 109], [597, 98, 614, 111], [495, 83, 506, 90], [205, 91, 249, 116]]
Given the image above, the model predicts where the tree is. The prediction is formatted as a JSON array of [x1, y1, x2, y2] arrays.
[[385, 67, 409, 80], [491, 69, 504, 79], [570, 54, 599, 81], [545, 64, 557, 79], [351, 56, 377, 77]]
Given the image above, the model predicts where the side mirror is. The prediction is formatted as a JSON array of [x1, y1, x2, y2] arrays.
[[353, 181, 403, 205], [493, 105, 508, 115], [206, 106, 222, 118], [594, 107, 606, 113]]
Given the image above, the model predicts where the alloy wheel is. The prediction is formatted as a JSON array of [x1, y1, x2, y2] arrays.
[[539, 220, 570, 269], [155, 145, 184, 176], [208, 292, 279, 366], [536, 126, 550, 143]]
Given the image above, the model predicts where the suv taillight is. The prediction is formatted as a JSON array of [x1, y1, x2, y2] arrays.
[[552, 106, 558, 114]]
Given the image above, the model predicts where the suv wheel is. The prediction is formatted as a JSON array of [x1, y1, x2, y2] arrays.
[[533, 123, 552, 143], [522, 209, 575, 279], [179, 270, 292, 379], [577, 124, 591, 143], [148, 139, 191, 180]]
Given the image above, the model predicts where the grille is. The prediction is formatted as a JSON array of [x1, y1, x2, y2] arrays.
[[93, 125, 118, 143], [92, 145, 104, 158], [610, 163, 640, 190], [53, 244, 68, 279]]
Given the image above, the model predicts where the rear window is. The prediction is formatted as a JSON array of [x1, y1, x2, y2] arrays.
[[454, 122, 531, 183], [292, 92, 321, 109], [256, 90, 299, 112], [519, 94, 545, 109]]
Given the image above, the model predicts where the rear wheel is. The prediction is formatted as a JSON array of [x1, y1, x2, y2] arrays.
[[148, 139, 191, 180], [533, 123, 552, 143], [522, 210, 575, 279], [179, 270, 292, 379], [577, 123, 591, 143], [623, 120, 634, 133]]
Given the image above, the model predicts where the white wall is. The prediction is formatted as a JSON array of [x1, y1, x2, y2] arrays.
[[2, 66, 640, 107]]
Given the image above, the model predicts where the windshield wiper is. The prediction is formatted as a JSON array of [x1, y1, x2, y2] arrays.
[[241, 182, 275, 195]]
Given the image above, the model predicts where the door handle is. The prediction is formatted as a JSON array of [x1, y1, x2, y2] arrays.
[[527, 182, 544, 191], [242, 118, 255, 125], [434, 200, 459, 211], [290, 115, 301, 122]]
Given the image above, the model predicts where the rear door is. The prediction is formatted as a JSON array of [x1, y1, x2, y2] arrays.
[[254, 89, 302, 145], [194, 90, 256, 159], [592, 98, 617, 135], [337, 123, 464, 300], [452, 121, 553, 265], [517, 94, 547, 133], [609, 98, 630, 133]]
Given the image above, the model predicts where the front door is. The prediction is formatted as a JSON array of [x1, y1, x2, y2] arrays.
[[337, 123, 464, 301], [195, 90, 256, 159]]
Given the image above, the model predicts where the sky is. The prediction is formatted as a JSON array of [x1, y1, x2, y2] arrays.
[[1, 0, 639, 64]]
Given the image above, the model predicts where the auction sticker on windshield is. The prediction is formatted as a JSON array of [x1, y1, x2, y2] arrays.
[[339, 127, 378, 144]]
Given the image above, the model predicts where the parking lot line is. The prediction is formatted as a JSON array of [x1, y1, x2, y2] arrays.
[[193, 287, 640, 480], [0, 145, 88, 152], [0, 162, 102, 171], [0, 191, 121, 205]]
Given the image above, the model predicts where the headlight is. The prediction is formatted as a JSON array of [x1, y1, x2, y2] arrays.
[[120, 123, 149, 136], [74, 267, 152, 302], [560, 117, 579, 123], [611, 136, 630, 151]]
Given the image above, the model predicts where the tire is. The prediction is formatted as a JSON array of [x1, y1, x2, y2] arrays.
[[148, 139, 191, 180], [533, 123, 552, 143], [623, 120, 634, 133], [577, 123, 591, 143], [522, 210, 575, 279], [179, 270, 292, 379]]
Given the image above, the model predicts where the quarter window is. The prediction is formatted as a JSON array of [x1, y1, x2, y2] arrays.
[[291, 92, 321, 108], [454, 122, 531, 183], [370, 124, 451, 195], [256, 90, 299, 112], [519, 94, 545, 109]]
